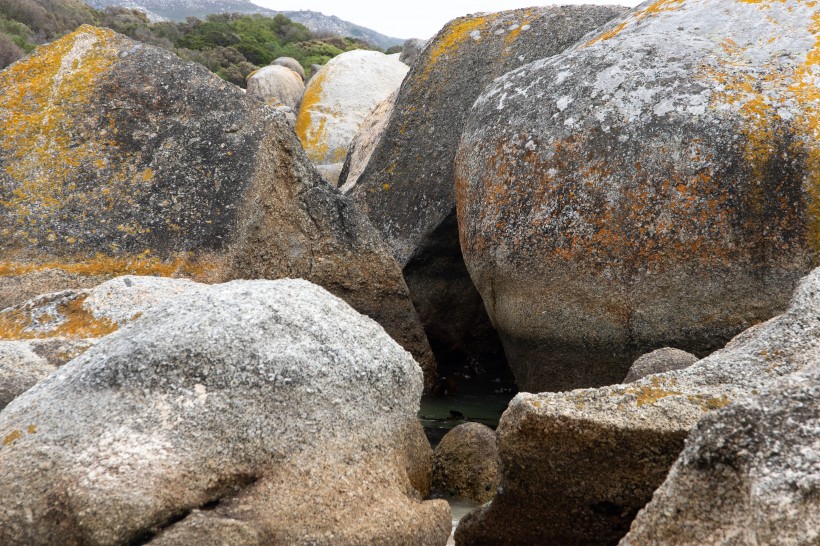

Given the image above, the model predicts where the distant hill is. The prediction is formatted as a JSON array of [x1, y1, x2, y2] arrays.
[[278, 10, 402, 49], [85, 0, 276, 21], [82, 0, 403, 47]]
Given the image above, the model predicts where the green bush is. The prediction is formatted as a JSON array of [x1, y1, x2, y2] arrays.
[[0, 1, 384, 86]]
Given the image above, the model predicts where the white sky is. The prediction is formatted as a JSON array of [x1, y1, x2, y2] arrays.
[[252, 1, 645, 40]]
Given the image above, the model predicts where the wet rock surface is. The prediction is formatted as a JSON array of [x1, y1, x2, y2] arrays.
[[456, 0, 820, 392], [0, 26, 436, 387], [349, 6, 627, 381], [455, 266, 820, 545], [0, 279, 451, 545]]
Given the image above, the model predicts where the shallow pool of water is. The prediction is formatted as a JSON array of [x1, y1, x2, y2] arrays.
[[419, 386, 516, 446]]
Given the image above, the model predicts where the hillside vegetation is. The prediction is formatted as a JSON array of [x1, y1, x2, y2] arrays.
[[0, 0, 384, 85]]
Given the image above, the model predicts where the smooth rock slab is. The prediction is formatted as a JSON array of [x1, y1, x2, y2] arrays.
[[456, 267, 820, 545], [456, 0, 820, 392], [0, 278, 450, 545], [338, 90, 398, 192]]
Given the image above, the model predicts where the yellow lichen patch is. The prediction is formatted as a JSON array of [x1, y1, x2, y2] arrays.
[[788, 10, 820, 253], [688, 394, 732, 411], [503, 9, 537, 47], [2, 430, 22, 446], [295, 68, 331, 162], [26, 425, 37, 434], [0, 252, 217, 279], [0, 294, 118, 340], [700, 4, 820, 254], [421, 15, 497, 80], [0, 26, 154, 247], [627, 377, 682, 407], [585, 0, 684, 46]]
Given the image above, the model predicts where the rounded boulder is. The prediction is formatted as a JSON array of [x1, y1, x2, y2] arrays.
[[296, 49, 408, 185], [456, 0, 820, 392], [432, 422, 499, 503], [0, 278, 450, 545], [246, 64, 305, 110]]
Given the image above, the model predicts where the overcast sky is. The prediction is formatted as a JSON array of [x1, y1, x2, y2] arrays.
[[251, 1, 645, 40]]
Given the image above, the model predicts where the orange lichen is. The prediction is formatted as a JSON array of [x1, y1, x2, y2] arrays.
[[421, 15, 497, 80], [789, 11, 820, 253], [2, 430, 22, 446], [0, 26, 158, 248], [503, 9, 537, 47], [295, 68, 331, 162], [0, 253, 216, 279], [701, 4, 820, 253], [628, 377, 683, 407], [0, 294, 118, 340], [688, 394, 732, 411]]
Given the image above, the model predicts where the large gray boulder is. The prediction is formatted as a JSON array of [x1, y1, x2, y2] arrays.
[[0, 278, 450, 545], [623, 359, 820, 545], [455, 267, 820, 545], [456, 0, 820, 392], [0, 26, 436, 387], [349, 6, 627, 380], [296, 49, 408, 185], [246, 64, 305, 110]]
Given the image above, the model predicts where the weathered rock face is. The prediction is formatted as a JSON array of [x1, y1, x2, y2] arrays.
[[272, 56, 305, 80], [624, 361, 820, 546], [0, 339, 91, 409], [0, 276, 204, 407], [398, 38, 428, 67], [0, 279, 451, 545], [0, 26, 436, 387], [623, 347, 698, 383], [338, 90, 397, 191], [432, 422, 498, 504], [349, 7, 627, 380], [246, 64, 305, 110], [456, 0, 820, 392], [455, 267, 820, 545], [296, 49, 408, 185]]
